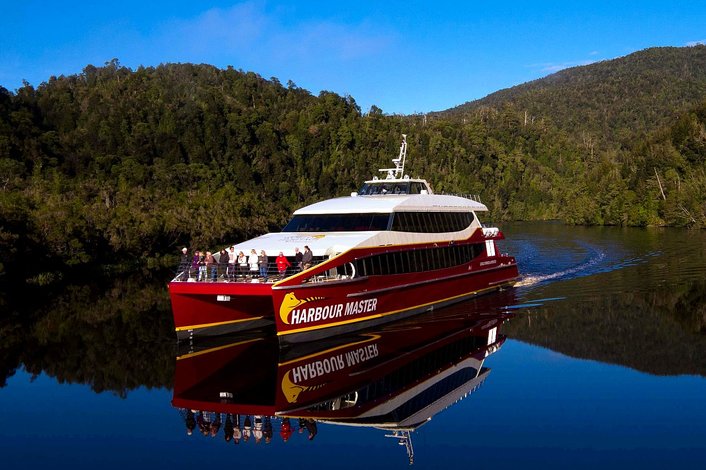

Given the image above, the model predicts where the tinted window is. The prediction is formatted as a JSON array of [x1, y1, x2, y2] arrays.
[[358, 181, 412, 195], [283, 213, 391, 232], [391, 211, 475, 233], [351, 243, 486, 277]]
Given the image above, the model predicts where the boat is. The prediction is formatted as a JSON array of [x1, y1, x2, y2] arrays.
[[169, 134, 519, 341], [171, 294, 513, 462]]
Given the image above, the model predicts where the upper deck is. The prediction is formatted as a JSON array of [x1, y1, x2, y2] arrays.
[[293, 192, 488, 216]]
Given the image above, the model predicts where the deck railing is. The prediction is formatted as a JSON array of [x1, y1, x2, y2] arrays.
[[171, 257, 334, 284]]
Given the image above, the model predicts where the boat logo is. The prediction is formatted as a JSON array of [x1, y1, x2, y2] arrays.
[[281, 234, 326, 243], [280, 340, 381, 403], [280, 292, 380, 325], [279, 293, 326, 324], [280, 370, 325, 403]]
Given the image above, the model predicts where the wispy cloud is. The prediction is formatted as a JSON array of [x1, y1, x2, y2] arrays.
[[152, 3, 270, 58], [272, 20, 391, 61], [686, 39, 706, 47], [530, 59, 597, 74], [142, 2, 393, 66]]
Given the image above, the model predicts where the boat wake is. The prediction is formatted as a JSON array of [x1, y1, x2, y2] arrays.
[[502, 297, 566, 310], [515, 249, 607, 287], [513, 242, 660, 289]]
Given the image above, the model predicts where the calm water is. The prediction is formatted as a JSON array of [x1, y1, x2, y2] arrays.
[[1, 222, 706, 469]]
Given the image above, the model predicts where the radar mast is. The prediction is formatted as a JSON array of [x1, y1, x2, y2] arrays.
[[379, 134, 407, 180]]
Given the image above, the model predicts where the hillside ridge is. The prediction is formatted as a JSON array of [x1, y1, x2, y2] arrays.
[[441, 45, 706, 144]]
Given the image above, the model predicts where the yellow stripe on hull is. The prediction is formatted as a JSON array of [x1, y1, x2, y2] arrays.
[[175, 315, 266, 332], [277, 282, 511, 337], [176, 338, 264, 361]]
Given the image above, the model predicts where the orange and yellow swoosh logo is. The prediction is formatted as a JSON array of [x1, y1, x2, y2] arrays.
[[279, 292, 325, 324], [281, 370, 325, 403]]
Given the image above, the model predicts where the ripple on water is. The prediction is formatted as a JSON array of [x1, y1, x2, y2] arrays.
[[499, 223, 706, 307], [505, 231, 663, 298]]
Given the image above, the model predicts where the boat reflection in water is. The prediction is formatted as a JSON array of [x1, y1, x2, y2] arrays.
[[172, 291, 514, 464]]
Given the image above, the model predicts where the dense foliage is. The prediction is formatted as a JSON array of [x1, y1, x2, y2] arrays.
[[445, 46, 706, 147], [1, 47, 705, 280]]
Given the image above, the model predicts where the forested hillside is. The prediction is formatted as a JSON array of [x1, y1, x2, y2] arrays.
[[1, 47, 705, 281], [444, 46, 706, 147]]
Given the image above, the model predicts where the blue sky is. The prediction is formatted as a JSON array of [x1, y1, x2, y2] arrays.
[[2, 1, 705, 114]]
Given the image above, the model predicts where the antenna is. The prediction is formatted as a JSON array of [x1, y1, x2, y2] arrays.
[[379, 134, 407, 180], [384, 430, 414, 465]]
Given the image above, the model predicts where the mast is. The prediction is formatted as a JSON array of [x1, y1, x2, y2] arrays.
[[379, 134, 407, 180], [384, 430, 414, 465]]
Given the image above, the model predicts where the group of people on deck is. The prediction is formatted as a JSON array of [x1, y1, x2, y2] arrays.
[[177, 245, 313, 282], [182, 410, 318, 444]]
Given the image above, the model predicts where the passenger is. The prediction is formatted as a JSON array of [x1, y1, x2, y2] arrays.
[[248, 249, 259, 278], [224, 414, 234, 443], [294, 247, 303, 271], [302, 245, 313, 270], [303, 419, 318, 441], [185, 409, 196, 436], [276, 252, 291, 279], [177, 247, 189, 280], [190, 250, 201, 280], [197, 410, 210, 436], [219, 249, 229, 280], [253, 415, 263, 444], [238, 251, 248, 278], [205, 251, 217, 281], [233, 414, 242, 444], [210, 412, 222, 437], [280, 417, 293, 442], [243, 415, 252, 442], [263, 416, 273, 444], [197, 253, 207, 281], [258, 250, 269, 282], [227, 246, 237, 280]]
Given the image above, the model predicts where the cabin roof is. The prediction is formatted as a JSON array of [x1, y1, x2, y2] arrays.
[[294, 194, 488, 215]]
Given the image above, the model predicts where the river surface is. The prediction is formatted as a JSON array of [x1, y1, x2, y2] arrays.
[[1, 222, 705, 469]]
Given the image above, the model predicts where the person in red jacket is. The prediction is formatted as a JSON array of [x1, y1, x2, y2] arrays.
[[276, 252, 291, 279], [280, 417, 293, 442]]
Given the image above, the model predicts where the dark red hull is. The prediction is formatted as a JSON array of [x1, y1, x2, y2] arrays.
[[168, 281, 275, 339], [272, 256, 518, 342], [169, 231, 519, 341]]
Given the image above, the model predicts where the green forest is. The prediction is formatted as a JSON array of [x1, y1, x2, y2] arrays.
[[1, 46, 706, 282]]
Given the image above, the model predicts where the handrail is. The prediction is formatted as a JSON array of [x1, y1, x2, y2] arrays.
[[171, 258, 348, 284]]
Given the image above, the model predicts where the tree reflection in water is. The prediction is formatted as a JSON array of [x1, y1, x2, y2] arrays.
[[0, 273, 175, 395], [506, 280, 706, 377]]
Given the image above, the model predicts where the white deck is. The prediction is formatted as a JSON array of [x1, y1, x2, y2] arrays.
[[226, 231, 380, 258]]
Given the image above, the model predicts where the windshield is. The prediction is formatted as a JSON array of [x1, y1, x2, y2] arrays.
[[282, 213, 392, 232], [357, 181, 428, 195]]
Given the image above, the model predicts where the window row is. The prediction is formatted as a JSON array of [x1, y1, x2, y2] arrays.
[[391, 211, 474, 233], [282, 213, 391, 232], [349, 243, 485, 277], [357, 181, 428, 195], [282, 210, 475, 233]]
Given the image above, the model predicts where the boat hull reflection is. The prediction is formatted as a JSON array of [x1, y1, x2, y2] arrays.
[[172, 291, 514, 461]]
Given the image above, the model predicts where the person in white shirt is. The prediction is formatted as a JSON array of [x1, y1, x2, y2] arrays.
[[248, 249, 259, 278]]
